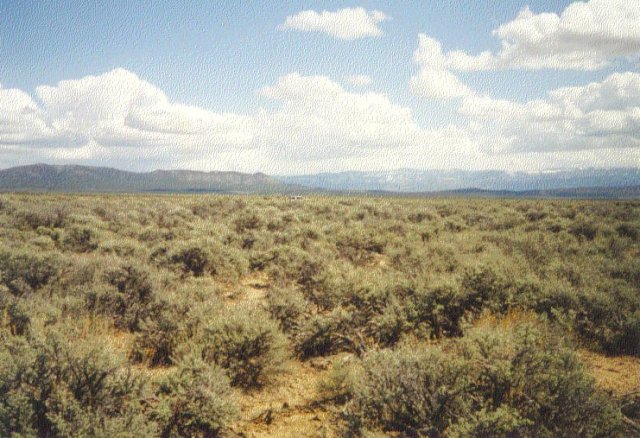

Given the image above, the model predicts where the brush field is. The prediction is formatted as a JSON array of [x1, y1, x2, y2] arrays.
[[1, 193, 639, 437]]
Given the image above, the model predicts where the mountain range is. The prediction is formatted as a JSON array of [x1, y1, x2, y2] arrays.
[[0, 164, 292, 193], [0, 164, 638, 198], [279, 168, 640, 192]]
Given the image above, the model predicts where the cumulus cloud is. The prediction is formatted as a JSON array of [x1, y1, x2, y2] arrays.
[[410, 35, 472, 100], [34, 69, 255, 150], [2, 67, 639, 173], [460, 72, 640, 153], [0, 84, 66, 146], [0, 69, 256, 169], [421, 0, 640, 71], [258, 72, 453, 159], [345, 75, 372, 87], [0, 69, 482, 172], [279, 7, 388, 40]]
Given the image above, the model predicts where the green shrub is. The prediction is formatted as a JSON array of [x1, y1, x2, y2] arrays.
[[615, 222, 639, 240], [14, 206, 67, 230], [343, 345, 473, 435], [129, 306, 186, 366], [0, 290, 31, 335], [447, 406, 532, 437], [208, 244, 249, 282], [405, 281, 465, 338], [569, 220, 598, 241], [460, 265, 513, 315], [294, 314, 337, 359], [93, 264, 161, 332], [340, 325, 625, 436], [169, 245, 211, 277], [63, 226, 99, 252], [336, 228, 384, 264], [0, 330, 153, 437], [234, 212, 263, 233], [266, 286, 308, 333], [458, 325, 624, 437], [0, 251, 63, 297], [152, 353, 237, 437], [535, 283, 640, 356], [606, 310, 640, 356], [200, 306, 287, 388]]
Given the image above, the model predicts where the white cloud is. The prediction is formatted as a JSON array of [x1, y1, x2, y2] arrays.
[[0, 69, 255, 169], [410, 35, 472, 99], [345, 75, 372, 87], [423, 0, 640, 71], [0, 84, 66, 146], [1, 68, 639, 173], [279, 7, 388, 40], [460, 72, 640, 153], [0, 69, 482, 172], [257, 72, 445, 159]]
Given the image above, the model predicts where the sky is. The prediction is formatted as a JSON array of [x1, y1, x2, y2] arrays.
[[0, 0, 639, 174]]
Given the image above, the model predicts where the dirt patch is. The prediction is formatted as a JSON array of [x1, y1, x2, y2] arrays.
[[223, 273, 271, 305], [580, 350, 640, 396], [223, 274, 341, 436], [231, 358, 340, 437]]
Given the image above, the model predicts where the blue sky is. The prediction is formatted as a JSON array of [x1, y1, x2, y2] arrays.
[[0, 1, 638, 173]]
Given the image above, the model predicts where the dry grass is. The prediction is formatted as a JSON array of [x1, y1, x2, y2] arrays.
[[580, 350, 640, 396]]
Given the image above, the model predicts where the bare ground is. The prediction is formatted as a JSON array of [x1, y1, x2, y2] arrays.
[[227, 274, 341, 437]]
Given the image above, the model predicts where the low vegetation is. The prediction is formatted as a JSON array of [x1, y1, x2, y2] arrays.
[[0, 193, 638, 436]]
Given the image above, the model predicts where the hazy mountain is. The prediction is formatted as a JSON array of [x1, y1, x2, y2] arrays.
[[278, 168, 640, 193], [0, 164, 638, 198], [367, 186, 640, 200], [0, 164, 296, 193]]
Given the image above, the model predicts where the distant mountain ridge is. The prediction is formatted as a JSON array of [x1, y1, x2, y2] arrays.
[[278, 168, 640, 193], [0, 164, 638, 198], [365, 186, 640, 200], [0, 164, 294, 193]]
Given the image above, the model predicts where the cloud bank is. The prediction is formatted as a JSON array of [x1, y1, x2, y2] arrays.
[[1, 66, 639, 173], [0, 69, 480, 172]]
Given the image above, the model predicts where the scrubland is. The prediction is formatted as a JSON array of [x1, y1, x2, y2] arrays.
[[0, 193, 639, 437]]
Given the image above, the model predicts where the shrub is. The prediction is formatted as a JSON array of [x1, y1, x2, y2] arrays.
[[14, 206, 67, 230], [343, 345, 473, 435], [129, 307, 185, 366], [447, 406, 532, 437], [208, 245, 249, 282], [526, 211, 547, 222], [569, 220, 598, 241], [340, 325, 625, 436], [63, 226, 99, 252], [169, 245, 211, 277], [0, 251, 63, 297], [94, 264, 161, 332], [0, 290, 31, 335], [266, 287, 308, 333], [0, 330, 153, 437], [460, 265, 513, 315], [199, 306, 287, 388], [294, 314, 337, 359], [535, 283, 640, 356], [615, 222, 639, 240], [152, 353, 237, 437], [234, 212, 263, 233], [458, 325, 624, 437], [336, 228, 384, 265], [605, 310, 640, 356], [405, 281, 465, 338]]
